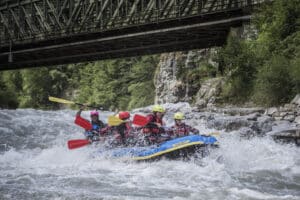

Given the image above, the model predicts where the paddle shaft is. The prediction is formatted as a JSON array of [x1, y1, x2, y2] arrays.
[[48, 96, 104, 110]]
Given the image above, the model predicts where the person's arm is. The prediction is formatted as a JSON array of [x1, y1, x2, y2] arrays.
[[76, 109, 82, 116], [187, 125, 199, 135], [146, 114, 154, 124], [76, 105, 86, 116], [99, 126, 112, 136]]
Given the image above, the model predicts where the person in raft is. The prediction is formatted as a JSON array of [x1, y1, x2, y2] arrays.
[[142, 105, 170, 144], [110, 111, 136, 146], [167, 112, 199, 138], [76, 106, 106, 141]]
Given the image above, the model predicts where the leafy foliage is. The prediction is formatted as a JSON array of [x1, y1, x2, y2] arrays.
[[218, 0, 300, 105], [0, 0, 299, 109], [217, 35, 260, 102], [75, 55, 158, 111], [253, 56, 293, 106]]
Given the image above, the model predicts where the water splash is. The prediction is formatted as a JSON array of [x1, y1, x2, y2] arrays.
[[0, 108, 299, 200]]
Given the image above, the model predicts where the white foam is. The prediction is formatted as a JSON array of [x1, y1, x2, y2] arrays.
[[0, 106, 299, 199]]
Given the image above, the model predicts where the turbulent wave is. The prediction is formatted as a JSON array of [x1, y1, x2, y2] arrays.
[[0, 107, 299, 200]]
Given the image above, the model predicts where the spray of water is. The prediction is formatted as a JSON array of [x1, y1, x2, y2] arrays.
[[0, 107, 299, 200]]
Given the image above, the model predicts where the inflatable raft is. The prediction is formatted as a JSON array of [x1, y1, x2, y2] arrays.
[[110, 135, 219, 161]]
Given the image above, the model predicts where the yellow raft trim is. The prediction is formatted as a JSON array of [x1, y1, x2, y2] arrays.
[[132, 141, 204, 161]]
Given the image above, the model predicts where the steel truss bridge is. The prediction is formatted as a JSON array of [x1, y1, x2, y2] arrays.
[[0, 0, 266, 70]]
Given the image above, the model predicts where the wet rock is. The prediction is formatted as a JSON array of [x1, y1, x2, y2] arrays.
[[154, 53, 185, 104], [191, 106, 200, 112], [239, 127, 256, 139], [194, 77, 224, 108], [279, 112, 288, 117], [274, 116, 283, 121], [291, 94, 300, 105], [203, 106, 265, 116], [206, 116, 251, 131], [295, 116, 300, 125], [246, 113, 261, 121], [283, 103, 297, 111], [283, 114, 296, 122], [265, 107, 278, 116], [267, 128, 300, 146], [225, 119, 251, 132], [250, 116, 274, 135], [196, 99, 207, 109], [272, 120, 294, 130]]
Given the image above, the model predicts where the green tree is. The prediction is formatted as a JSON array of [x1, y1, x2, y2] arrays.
[[217, 0, 300, 105], [217, 35, 259, 102], [253, 55, 293, 105], [252, 0, 300, 105], [0, 72, 19, 108], [78, 56, 159, 110], [127, 56, 158, 109]]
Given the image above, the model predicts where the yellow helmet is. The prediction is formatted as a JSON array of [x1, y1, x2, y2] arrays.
[[152, 105, 165, 113], [174, 112, 184, 120]]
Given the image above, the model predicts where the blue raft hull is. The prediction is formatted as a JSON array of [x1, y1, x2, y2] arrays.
[[111, 135, 219, 161]]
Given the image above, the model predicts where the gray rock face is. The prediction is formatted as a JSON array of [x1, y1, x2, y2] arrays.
[[263, 94, 300, 126], [205, 111, 274, 138], [154, 53, 187, 104], [251, 116, 274, 135], [267, 128, 300, 145], [153, 23, 257, 107], [295, 116, 300, 125], [154, 49, 219, 104], [204, 106, 265, 116], [194, 77, 224, 108], [239, 127, 256, 139], [265, 107, 278, 116]]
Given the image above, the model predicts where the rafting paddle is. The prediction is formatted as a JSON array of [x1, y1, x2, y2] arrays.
[[108, 116, 124, 126], [132, 114, 148, 126], [206, 132, 220, 137], [68, 139, 90, 149], [74, 116, 92, 130], [48, 96, 104, 110]]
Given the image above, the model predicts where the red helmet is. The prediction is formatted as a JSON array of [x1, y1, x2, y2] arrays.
[[118, 111, 130, 120]]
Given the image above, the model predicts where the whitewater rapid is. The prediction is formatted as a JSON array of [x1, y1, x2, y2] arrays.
[[0, 107, 299, 200]]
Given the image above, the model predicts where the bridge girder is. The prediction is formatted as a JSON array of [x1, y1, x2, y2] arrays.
[[0, 0, 265, 70]]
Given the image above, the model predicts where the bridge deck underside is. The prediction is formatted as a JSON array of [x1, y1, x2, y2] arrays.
[[0, 9, 249, 70]]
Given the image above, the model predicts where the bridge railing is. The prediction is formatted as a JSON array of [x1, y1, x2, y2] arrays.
[[0, 0, 266, 46]]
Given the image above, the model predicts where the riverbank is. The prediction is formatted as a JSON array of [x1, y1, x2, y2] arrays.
[[193, 94, 300, 146]]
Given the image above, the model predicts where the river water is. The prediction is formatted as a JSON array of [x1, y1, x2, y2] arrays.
[[0, 107, 299, 200]]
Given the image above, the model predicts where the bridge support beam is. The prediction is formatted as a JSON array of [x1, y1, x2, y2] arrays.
[[0, 13, 251, 70], [0, 0, 263, 70]]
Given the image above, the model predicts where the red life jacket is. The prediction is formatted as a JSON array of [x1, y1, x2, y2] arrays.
[[170, 123, 197, 137], [142, 114, 164, 134], [114, 122, 132, 144], [146, 114, 163, 125]]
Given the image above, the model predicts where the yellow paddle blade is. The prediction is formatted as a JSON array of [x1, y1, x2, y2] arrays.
[[48, 96, 75, 105], [108, 116, 124, 126], [206, 132, 220, 137]]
